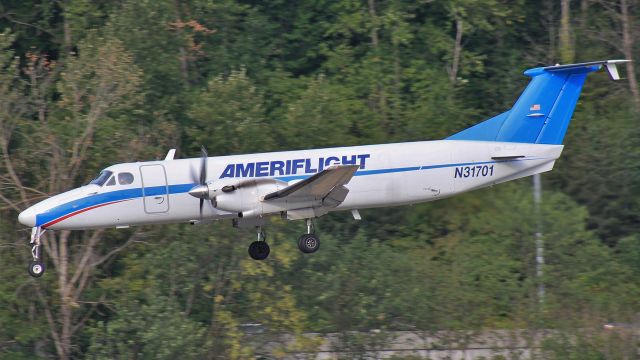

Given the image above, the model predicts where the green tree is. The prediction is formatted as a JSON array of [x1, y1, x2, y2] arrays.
[[281, 75, 380, 149], [0, 30, 145, 359], [187, 68, 273, 155], [0, 1, 639, 358], [87, 297, 210, 360]]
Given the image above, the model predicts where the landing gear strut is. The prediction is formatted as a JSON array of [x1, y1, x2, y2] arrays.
[[298, 219, 320, 254], [28, 227, 46, 277], [248, 228, 270, 260]]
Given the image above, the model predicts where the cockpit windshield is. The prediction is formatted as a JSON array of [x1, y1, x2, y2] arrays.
[[89, 170, 113, 186]]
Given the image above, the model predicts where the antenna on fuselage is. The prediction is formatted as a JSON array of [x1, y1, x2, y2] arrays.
[[164, 149, 176, 161]]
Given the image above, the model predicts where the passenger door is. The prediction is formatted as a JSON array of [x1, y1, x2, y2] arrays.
[[139, 164, 169, 213]]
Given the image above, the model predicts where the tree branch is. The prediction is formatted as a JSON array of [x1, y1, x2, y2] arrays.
[[0, 135, 30, 206], [69, 229, 103, 287], [90, 231, 142, 268], [34, 282, 64, 358], [42, 233, 59, 271], [0, 192, 21, 212], [70, 294, 105, 337], [0, 13, 58, 40]]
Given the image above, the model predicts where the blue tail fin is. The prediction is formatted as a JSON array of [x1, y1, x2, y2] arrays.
[[447, 60, 628, 144]]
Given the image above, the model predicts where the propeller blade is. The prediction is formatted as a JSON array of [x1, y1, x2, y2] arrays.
[[199, 146, 209, 220], [189, 165, 198, 184], [200, 146, 208, 185], [189, 146, 211, 220], [189, 147, 210, 200]]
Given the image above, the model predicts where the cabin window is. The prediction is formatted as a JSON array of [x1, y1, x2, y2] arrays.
[[89, 170, 113, 186], [118, 172, 134, 185], [106, 176, 116, 186]]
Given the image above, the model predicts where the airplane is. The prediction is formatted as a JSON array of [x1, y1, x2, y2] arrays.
[[18, 59, 628, 277]]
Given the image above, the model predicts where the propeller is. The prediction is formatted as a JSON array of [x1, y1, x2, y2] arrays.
[[199, 146, 207, 186], [188, 146, 210, 219]]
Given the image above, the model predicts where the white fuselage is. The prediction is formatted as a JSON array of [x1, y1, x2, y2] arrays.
[[19, 140, 563, 230]]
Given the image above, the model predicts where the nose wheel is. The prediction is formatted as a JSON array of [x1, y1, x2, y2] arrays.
[[28, 227, 46, 277], [298, 219, 320, 254], [248, 228, 270, 260], [28, 260, 45, 277]]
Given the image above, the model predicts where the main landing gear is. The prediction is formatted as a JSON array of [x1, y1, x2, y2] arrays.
[[28, 227, 46, 278], [246, 219, 321, 261], [248, 228, 270, 260], [298, 219, 320, 254]]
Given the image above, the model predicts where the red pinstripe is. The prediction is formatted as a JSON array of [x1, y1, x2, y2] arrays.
[[42, 199, 132, 228]]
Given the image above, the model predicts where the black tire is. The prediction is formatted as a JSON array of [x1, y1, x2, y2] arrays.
[[297, 234, 320, 254], [28, 261, 45, 278], [248, 241, 270, 260]]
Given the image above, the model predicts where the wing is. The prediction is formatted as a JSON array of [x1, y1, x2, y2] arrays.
[[263, 165, 359, 204]]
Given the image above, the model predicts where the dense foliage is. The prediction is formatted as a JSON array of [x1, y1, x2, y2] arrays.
[[0, 0, 639, 358]]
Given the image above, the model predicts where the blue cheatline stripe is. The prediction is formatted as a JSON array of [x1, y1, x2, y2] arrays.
[[36, 157, 545, 227], [274, 158, 541, 182], [36, 183, 197, 227], [422, 160, 495, 170], [275, 165, 423, 181], [355, 166, 421, 176]]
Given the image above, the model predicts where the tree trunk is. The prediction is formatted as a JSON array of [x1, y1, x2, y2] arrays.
[[174, 0, 190, 87], [559, 0, 574, 63], [368, 0, 379, 48], [580, 0, 590, 28], [367, 0, 390, 132], [392, 34, 401, 130], [450, 18, 463, 85], [545, 0, 556, 64], [59, 231, 71, 359], [620, 0, 640, 110], [63, 8, 72, 56]]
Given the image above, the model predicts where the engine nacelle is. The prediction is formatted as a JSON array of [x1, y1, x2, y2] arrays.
[[212, 179, 285, 217]]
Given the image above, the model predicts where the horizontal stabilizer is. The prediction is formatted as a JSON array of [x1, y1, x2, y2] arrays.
[[491, 155, 525, 160], [542, 59, 630, 80]]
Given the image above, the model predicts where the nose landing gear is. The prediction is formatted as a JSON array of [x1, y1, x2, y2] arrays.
[[28, 261, 45, 277], [28, 227, 46, 277]]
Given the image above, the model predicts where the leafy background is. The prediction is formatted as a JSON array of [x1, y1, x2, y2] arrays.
[[0, 0, 639, 358]]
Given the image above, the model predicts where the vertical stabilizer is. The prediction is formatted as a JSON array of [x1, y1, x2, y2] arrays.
[[447, 60, 629, 144]]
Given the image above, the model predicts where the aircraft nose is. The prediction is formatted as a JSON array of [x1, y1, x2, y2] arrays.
[[18, 207, 36, 227]]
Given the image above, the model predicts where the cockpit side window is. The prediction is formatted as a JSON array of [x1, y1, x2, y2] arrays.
[[106, 176, 116, 186], [118, 172, 134, 185], [89, 170, 113, 186]]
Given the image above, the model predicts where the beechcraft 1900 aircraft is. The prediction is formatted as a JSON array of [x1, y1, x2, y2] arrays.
[[18, 60, 628, 277]]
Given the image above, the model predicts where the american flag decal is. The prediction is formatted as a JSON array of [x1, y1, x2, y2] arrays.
[[530, 104, 541, 111]]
